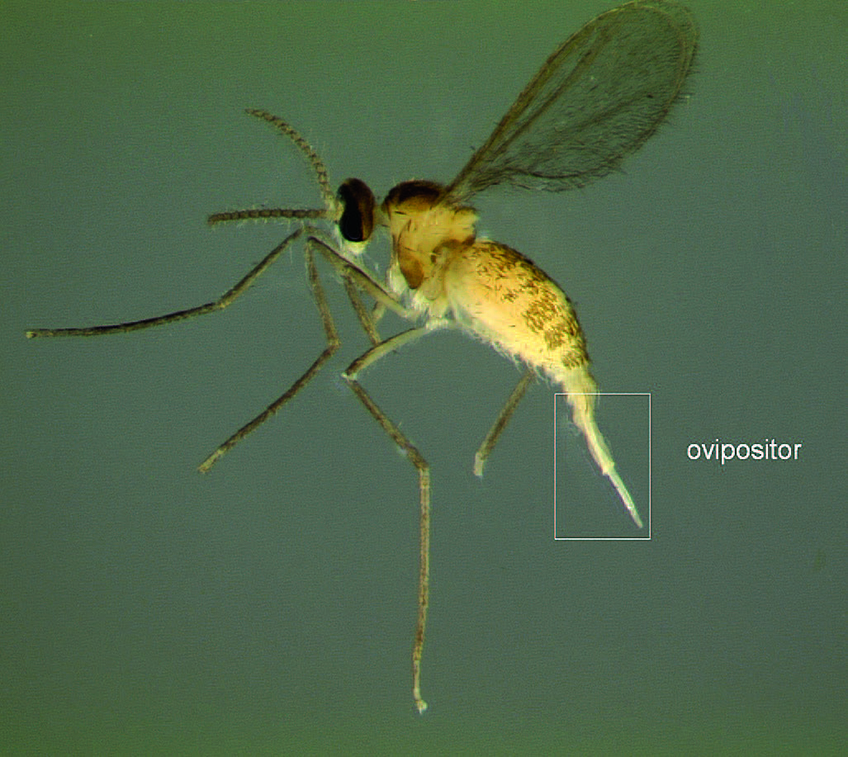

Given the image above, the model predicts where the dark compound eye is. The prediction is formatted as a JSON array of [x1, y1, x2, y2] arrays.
[[337, 178, 376, 243]]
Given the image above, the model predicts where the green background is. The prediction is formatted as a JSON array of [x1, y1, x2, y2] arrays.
[[3, 1, 845, 753]]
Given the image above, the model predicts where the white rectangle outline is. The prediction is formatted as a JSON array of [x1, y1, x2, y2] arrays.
[[553, 392, 652, 541]]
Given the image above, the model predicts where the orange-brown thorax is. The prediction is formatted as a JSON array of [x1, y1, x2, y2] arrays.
[[381, 181, 477, 292], [380, 180, 589, 378]]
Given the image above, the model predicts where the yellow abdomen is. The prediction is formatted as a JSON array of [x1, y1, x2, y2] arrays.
[[443, 240, 590, 379]]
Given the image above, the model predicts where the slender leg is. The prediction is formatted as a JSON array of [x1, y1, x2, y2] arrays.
[[198, 245, 339, 472], [473, 369, 536, 477], [344, 376, 430, 715], [343, 278, 381, 347], [343, 326, 434, 379], [370, 301, 387, 328], [308, 236, 414, 320], [340, 315, 453, 714], [26, 229, 305, 338]]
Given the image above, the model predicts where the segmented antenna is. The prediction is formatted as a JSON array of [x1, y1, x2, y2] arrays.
[[245, 108, 336, 212], [208, 110, 339, 227], [208, 207, 326, 225]]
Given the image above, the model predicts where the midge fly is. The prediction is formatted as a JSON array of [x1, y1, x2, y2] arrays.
[[27, 1, 697, 713]]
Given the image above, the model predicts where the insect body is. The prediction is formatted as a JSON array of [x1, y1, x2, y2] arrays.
[[377, 179, 641, 527], [27, 0, 698, 714]]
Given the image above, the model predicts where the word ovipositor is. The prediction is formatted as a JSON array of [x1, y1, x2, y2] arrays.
[[687, 439, 802, 464]]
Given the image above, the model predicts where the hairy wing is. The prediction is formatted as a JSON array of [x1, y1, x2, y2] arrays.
[[443, 0, 698, 203]]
